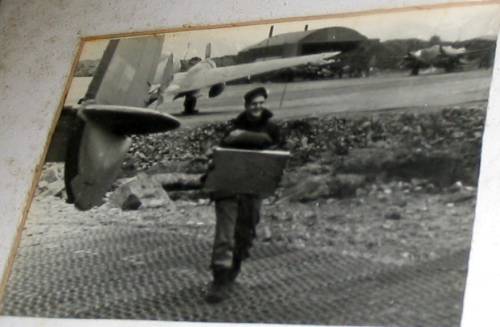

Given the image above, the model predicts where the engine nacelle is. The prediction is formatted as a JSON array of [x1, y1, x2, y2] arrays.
[[209, 83, 225, 98]]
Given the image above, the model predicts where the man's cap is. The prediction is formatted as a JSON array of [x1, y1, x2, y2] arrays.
[[244, 87, 268, 103]]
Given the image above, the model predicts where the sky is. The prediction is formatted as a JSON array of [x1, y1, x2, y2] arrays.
[[80, 3, 500, 61]]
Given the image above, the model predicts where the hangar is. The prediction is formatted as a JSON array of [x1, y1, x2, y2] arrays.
[[237, 26, 372, 63]]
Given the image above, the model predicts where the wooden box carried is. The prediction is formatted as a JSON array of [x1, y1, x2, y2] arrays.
[[204, 147, 290, 196]]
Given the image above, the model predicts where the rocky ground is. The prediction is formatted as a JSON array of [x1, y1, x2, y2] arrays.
[[36, 103, 485, 266], [7, 103, 483, 325]]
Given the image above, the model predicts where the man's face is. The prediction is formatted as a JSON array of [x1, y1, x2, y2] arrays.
[[245, 95, 266, 120]]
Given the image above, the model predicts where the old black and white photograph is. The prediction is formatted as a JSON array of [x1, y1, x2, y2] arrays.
[[2, 3, 500, 327]]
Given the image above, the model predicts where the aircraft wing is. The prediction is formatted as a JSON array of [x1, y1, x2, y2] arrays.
[[441, 46, 466, 56], [409, 45, 441, 61], [165, 51, 340, 96]]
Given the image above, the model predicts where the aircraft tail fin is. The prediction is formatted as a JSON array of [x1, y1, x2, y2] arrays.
[[156, 53, 174, 107], [85, 36, 164, 107], [205, 43, 212, 59], [46, 36, 183, 210]]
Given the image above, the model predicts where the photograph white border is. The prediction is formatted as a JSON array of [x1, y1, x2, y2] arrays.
[[1, 1, 499, 326]]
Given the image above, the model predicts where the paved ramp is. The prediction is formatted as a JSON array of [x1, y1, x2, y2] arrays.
[[170, 69, 492, 125]]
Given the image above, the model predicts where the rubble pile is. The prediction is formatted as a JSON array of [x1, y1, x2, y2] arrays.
[[127, 106, 484, 172], [37, 106, 485, 213], [125, 106, 484, 192], [125, 121, 232, 172], [280, 106, 485, 169]]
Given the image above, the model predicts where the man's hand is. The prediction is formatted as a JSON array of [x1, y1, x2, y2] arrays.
[[223, 129, 245, 145]]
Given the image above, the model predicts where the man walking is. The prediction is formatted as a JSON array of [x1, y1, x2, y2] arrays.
[[205, 87, 281, 303]]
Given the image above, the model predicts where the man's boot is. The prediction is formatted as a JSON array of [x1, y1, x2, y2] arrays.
[[205, 267, 233, 304]]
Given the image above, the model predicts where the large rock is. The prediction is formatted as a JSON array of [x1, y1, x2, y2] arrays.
[[282, 172, 367, 202], [337, 147, 398, 174], [108, 173, 175, 210], [328, 174, 368, 198], [36, 163, 65, 198], [282, 175, 331, 202]]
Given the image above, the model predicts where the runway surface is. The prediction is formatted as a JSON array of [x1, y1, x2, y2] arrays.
[[65, 70, 493, 126], [164, 69, 492, 125]]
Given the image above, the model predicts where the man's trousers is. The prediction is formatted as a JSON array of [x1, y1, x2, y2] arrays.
[[211, 195, 262, 270]]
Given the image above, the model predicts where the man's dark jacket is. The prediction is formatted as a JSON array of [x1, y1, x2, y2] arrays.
[[221, 108, 280, 150]]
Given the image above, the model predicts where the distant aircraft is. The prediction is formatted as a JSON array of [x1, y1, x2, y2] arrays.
[[46, 36, 180, 210], [401, 44, 468, 75], [160, 43, 340, 114]]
